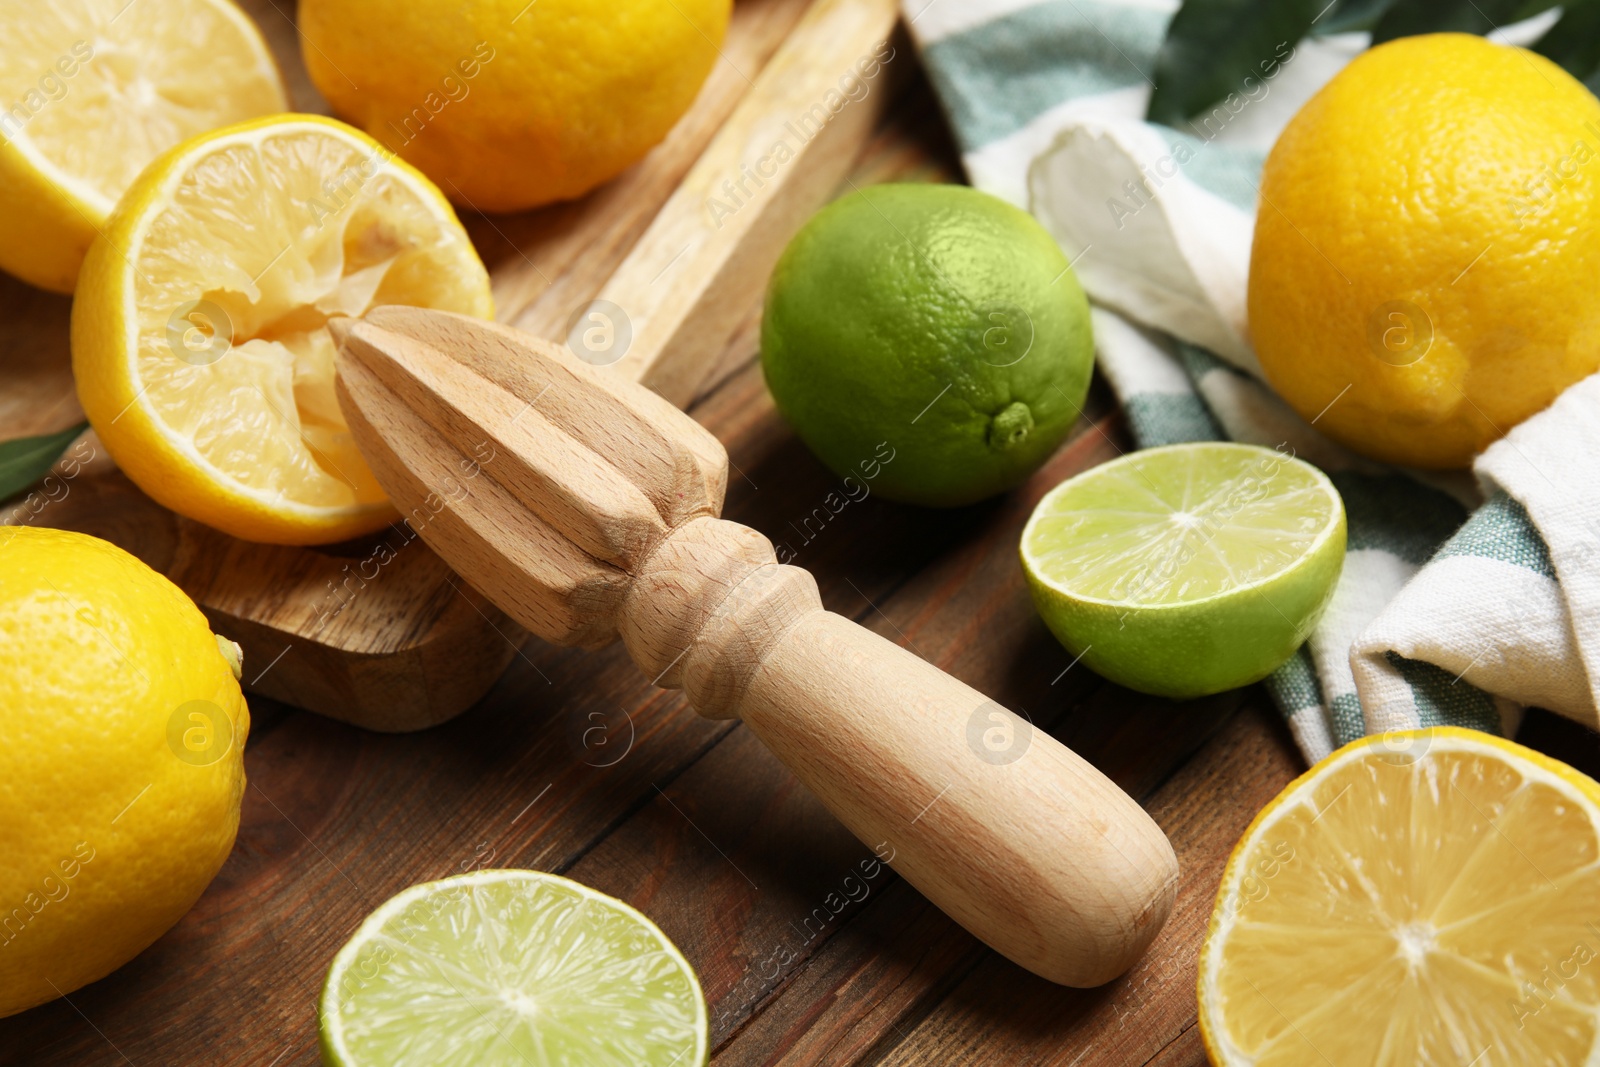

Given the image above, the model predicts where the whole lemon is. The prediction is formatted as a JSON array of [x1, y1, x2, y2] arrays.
[[761, 184, 1095, 507], [1248, 34, 1600, 469], [0, 527, 249, 1017], [299, 0, 731, 213]]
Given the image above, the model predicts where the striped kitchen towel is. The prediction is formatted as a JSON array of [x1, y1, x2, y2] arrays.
[[901, 0, 1600, 762]]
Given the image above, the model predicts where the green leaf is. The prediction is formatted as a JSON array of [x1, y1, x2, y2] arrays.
[[1533, 0, 1600, 88], [1371, 0, 1526, 42], [1311, 0, 1399, 35], [1148, 0, 1319, 127], [1512, 0, 1565, 19], [0, 421, 88, 502]]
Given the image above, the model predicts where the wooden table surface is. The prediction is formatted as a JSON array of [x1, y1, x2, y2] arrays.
[[8, 8, 1600, 1066]]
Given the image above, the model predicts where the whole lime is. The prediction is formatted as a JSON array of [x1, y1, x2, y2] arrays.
[[760, 184, 1093, 506]]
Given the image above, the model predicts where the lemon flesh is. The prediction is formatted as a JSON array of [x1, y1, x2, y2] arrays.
[[1021, 442, 1344, 698], [1200, 728, 1600, 1065], [0, 0, 287, 292], [320, 870, 709, 1067], [72, 115, 493, 545]]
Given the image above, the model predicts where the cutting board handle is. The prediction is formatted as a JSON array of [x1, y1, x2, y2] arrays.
[[618, 517, 1178, 987]]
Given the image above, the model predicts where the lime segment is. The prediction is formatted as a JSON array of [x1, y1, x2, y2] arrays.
[[1021, 442, 1345, 698], [320, 870, 709, 1067]]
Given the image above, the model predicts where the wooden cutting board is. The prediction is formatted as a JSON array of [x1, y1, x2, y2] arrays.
[[2, 0, 901, 730]]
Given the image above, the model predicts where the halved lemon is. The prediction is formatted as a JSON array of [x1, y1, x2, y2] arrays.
[[1200, 728, 1600, 1065], [1021, 442, 1345, 699], [0, 0, 287, 292], [320, 870, 710, 1067], [72, 114, 493, 544]]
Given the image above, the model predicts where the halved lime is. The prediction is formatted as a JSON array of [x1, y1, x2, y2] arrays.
[[1021, 442, 1345, 699], [319, 870, 709, 1067]]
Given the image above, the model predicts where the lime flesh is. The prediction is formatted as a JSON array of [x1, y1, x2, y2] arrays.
[[319, 870, 708, 1067], [1021, 443, 1345, 698]]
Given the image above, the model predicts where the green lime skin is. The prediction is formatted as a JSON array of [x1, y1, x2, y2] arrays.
[[760, 184, 1093, 507], [1026, 547, 1343, 700], [1024, 520, 1346, 701]]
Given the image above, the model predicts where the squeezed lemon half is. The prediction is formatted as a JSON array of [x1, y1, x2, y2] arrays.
[[72, 114, 493, 544]]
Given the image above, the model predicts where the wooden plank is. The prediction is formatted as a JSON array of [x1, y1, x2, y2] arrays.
[[702, 694, 1281, 1067], [0, 72, 970, 1066], [0, 0, 887, 732], [864, 703, 1300, 1067], [0, 282, 79, 439], [601, 0, 903, 405], [710, 698, 1254, 1067], [486, 0, 816, 334]]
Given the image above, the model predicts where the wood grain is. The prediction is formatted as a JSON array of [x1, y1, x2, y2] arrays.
[[1, 0, 897, 731], [331, 285, 1179, 983], [602, 0, 904, 405], [0, 37, 1444, 1067], [866, 704, 1298, 1067]]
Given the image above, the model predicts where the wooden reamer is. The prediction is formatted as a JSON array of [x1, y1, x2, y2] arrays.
[[331, 305, 1179, 987]]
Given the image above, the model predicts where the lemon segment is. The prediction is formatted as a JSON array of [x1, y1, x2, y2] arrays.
[[1021, 442, 1345, 698], [1200, 728, 1600, 1066], [320, 870, 709, 1067], [72, 114, 493, 545], [0, 0, 287, 292]]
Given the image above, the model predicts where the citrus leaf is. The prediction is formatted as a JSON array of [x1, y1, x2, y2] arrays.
[[1513, 0, 1565, 18], [1371, 0, 1526, 42], [1533, 0, 1600, 88], [0, 421, 88, 502], [1311, 0, 1399, 35], [1148, 0, 1319, 126]]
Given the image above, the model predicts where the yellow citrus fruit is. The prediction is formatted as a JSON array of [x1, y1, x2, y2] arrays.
[[298, 0, 731, 213], [1199, 727, 1600, 1065], [0, 526, 249, 1018], [0, 0, 287, 293], [1249, 34, 1600, 469], [72, 114, 493, 545]]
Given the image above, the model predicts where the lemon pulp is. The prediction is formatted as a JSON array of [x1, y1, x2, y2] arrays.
[[0, 0, 286, 290], [73, 115, 493, 543], [1200, 729, 1600, 1065]]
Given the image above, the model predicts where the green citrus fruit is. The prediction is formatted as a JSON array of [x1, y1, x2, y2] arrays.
[[320, 869, 708, 1067], [1021, 443, 1345, 699], [760, 183, 1094, 506]]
